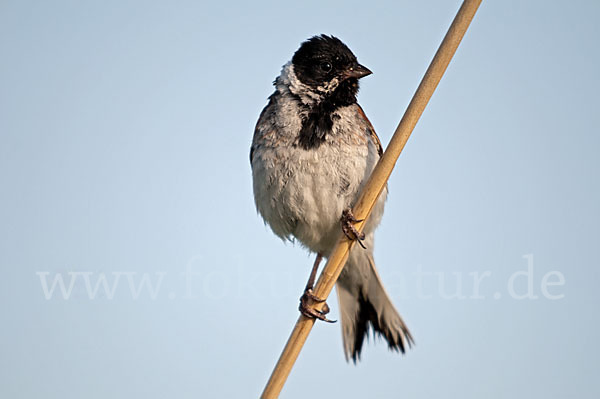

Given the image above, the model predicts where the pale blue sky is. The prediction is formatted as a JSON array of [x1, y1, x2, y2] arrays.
[[1, 0, 599, 398]]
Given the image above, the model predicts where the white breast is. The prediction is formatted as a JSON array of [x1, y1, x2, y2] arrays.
[[252, 104, 385, 255]]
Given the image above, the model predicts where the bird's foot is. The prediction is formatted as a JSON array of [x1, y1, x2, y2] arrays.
[[299, 288, 335, 323], [341, 209, 366, 249]]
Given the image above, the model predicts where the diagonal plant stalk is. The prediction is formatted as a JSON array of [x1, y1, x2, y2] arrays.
[[261, 1, 483, 397]]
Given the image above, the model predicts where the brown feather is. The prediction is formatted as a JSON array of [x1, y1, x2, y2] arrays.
[[356, 104, 383, 156]]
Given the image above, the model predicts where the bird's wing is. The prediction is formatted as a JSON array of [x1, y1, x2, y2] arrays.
[[356, 104, 383, 157], [250, 95, 277, 165]]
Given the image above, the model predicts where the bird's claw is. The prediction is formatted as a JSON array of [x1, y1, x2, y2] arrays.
[[299, 288, 336, 323], [341, 209, 366, 249]]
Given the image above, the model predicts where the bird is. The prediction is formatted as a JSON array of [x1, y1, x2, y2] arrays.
[[250, 34, 413, 362]]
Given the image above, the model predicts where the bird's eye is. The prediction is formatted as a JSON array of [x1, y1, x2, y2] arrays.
[[321, 62, 332, 72]]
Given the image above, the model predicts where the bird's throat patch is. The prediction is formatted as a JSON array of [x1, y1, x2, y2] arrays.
[[298, 107, 333, 150], [296, 78, 359, 150]]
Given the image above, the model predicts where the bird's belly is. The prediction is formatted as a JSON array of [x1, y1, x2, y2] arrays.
[[253, 144, 372, 255]]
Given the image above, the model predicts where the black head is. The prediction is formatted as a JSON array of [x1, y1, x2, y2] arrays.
[[291, 35, 372, 93]]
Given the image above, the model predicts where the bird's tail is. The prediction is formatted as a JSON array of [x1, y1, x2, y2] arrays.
[[336, 235, 413, 362]]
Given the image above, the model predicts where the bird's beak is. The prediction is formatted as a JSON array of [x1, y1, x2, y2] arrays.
[[342, 63, 373, 80]]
